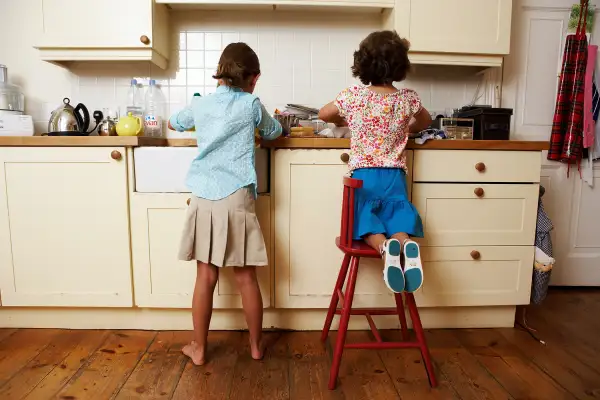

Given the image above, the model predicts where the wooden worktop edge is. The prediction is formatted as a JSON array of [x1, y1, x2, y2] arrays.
[[0, 136, 549, 151]]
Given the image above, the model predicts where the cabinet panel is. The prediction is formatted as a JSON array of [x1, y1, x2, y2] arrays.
[[416, 246, 533, 307], [40, 0, 152, 49], [406, 0, 512, 55], [413, 150, 541, 183], [0, 148, 132, 307], [274, 149, 414, 308], [130, 193, 271, 308], [413, 183, 538, 247]]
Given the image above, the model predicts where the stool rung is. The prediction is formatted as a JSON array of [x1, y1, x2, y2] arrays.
[[334, 308, 398, 316], [365, 313, 382, 343], [345, 342, 421, 350]]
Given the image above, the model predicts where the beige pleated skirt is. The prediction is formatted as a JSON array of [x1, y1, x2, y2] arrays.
[[178, 187, 268, 267]]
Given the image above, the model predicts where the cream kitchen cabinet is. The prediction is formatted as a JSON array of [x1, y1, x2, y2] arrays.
[[273, 149, 413, 308], [416, 246, 534, 307], [383, 0, 512, 66], [130, 193, 272, 308], [412, 183, 539, 247], [36, 0, 170, 68], [0, 147, 133, 307]]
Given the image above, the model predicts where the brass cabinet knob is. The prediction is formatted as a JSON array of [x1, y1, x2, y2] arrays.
[[111, 150, 122, 160], [474, 187, 484, 197], [186, 198, 191, 206], [340, 153, 350, 163], [470, 250, 481, 260], [140, 35, 151, 45], [475, 162, 486, 172]]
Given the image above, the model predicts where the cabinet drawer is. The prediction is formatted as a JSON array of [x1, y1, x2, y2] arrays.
[[415, 246, 534, 307], [413, 150, 541, 183], [413, 183, 538, 246]]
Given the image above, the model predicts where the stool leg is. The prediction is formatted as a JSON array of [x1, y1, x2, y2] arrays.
[[328, 256, 359, 390], [322, 253, 351, 342], [405, 292, 438, 388], [394, 292, 410, 341]]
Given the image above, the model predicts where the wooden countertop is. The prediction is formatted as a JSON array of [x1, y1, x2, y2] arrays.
[[261, 138, 550, 150], [0, 136, 166, 147], [0, 136, 549, 151]]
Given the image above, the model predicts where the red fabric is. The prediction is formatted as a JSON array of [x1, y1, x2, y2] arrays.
[[548, 0, 589, 170], [584, 45, 597, 148]]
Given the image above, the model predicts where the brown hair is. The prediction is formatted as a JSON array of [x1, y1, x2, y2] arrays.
[[351, 30, 411, 85], [213, 43, 261, 88]]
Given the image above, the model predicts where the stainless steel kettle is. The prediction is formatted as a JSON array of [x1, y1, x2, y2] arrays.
[[48, 97, 90, 136]]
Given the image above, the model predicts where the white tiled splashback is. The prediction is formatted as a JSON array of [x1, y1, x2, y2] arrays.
[[2, 8, 488, 133]]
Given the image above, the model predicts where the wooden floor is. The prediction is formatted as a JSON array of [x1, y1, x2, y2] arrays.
[[0, 289, 599, 399]]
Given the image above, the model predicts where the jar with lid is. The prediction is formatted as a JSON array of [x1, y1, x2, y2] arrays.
[[0, 65, 24, 115]]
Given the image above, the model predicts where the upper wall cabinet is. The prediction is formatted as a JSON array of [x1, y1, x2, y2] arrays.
[[384, 0, 513, 67], [35, 0, 170, 69]]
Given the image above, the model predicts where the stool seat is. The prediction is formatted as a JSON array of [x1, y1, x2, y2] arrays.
[[335, 237, 380, 258]]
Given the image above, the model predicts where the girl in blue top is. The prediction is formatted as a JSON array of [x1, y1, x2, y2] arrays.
[[170, 43, 282, 365]]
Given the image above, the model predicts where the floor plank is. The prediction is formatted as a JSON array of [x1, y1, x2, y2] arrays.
[[378, 330, 459, 400], [0, 329, 60, 386], [23, 330, 109, 400], [288, 331, 344, 400], [0, 329, 17, 344], [499, 327, 600, 400], [425, 330, 513, 400], [115, 351, 187, 399], [0, 330, 103, 400], [334, 331, 400, 400], [53, 330, 156, 399], [171, 331, 242, 400], [454, 329, 574, 400], [147, 331, 191, 353], [228, 331, 290, 400]]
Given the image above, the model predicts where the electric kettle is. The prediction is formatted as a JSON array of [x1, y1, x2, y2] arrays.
[[47, 98, 91, 136]]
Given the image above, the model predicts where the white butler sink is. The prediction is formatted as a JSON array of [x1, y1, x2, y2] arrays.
[[133, 147, 269, 194]]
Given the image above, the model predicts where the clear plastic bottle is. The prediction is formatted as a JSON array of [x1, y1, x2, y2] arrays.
[[144, 79, 166, 137], [125, 79, 144, 119]]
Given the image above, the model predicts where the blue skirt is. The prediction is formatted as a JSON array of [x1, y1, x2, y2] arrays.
[[352, 168, 424, 240]]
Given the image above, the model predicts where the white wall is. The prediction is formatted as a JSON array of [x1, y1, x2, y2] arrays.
[[502, 0, 600, 286], [0, 1, 486, 134]]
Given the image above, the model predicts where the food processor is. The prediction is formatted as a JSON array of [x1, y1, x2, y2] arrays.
[[0, 65, 24, 115]]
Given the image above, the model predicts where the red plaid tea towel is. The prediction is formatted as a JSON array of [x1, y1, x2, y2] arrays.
[[548, 0, 589, 172]]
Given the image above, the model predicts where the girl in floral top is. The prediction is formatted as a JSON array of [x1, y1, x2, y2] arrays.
[[318, 30, 432, 293]]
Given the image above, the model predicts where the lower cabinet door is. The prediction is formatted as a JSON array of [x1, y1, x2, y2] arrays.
[[130, 193, 271, 308], [273, 149, 414, 308], [0, 147, 132, 307], [415, 246, 534, 307]]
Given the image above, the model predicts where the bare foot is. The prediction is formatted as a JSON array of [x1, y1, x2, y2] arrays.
[[182, 341, 206, 366], [250, 338, 264, 360]]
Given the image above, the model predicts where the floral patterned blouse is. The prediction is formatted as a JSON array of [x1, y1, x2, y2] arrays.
[[334, 85, 423, 172]]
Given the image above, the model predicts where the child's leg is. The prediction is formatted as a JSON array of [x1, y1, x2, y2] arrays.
[[234, 266, 264, 360], [182, 261, 218, 366], [366, 233, 405, 293]]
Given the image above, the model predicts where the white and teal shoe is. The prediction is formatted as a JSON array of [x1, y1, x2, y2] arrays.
[[382, 239, 405, 293], [403, 239, 423, 293]]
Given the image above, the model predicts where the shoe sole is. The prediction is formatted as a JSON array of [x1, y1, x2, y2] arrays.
[[403, 241, 423, 293], [383, 239, 404, 293]]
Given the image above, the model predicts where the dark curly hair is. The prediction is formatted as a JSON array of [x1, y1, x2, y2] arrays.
[[351, 30, 411, 85]]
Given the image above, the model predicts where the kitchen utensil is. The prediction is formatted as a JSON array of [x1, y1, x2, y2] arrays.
[[97, 108, 117, 136], [0, 65, 24, 114], [274, 114, 300, 135], [116, 112, 142, 136], [47, 97, 91, 136], [286, 104, 319, 115]]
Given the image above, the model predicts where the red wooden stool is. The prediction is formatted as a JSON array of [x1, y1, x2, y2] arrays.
[[321, 176, 437, 390]]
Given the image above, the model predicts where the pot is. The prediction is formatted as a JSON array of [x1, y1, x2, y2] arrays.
[[116, 112, 142, 136]]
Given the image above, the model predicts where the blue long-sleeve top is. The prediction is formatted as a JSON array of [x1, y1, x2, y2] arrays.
[[169, 85, 282, 200]]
